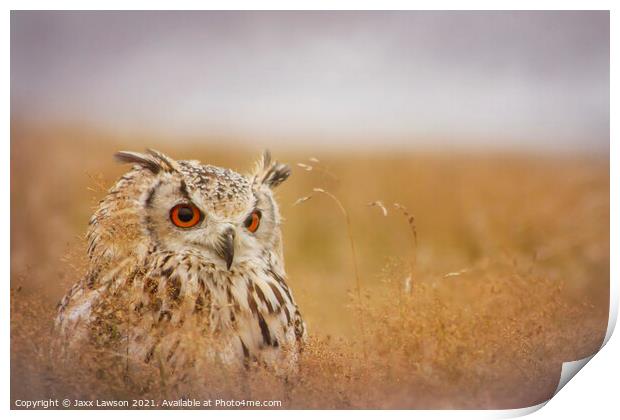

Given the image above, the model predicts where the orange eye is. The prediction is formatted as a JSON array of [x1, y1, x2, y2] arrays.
[[244, 210, 261, 233], [170, 204, 201, 228]]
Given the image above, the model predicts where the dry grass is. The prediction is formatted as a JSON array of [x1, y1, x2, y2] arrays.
[[11, 123, 609, 408]]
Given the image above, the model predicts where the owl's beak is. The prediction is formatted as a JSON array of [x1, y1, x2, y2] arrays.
[[217, 229, 235, 270]]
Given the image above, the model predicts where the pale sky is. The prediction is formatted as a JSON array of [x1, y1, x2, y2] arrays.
[[11, 11, 609, 152]]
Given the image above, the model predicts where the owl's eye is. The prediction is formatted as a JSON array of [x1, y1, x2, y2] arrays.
[[170, 204, 201, 228], [244, 210, 262, 233]]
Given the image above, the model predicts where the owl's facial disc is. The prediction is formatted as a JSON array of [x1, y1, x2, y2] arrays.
[[144, 177, 268, 271], [110, 150, 289, 271], [134, 153, 288, 271]]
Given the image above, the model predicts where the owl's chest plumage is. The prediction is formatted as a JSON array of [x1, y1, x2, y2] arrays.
[[57, 250, 305, 370]]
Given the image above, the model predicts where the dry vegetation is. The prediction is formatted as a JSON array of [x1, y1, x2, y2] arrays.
[[11, 123, 609, 409]]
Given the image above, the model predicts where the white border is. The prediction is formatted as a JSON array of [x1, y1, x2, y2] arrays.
[[3, 1, 616, 419]]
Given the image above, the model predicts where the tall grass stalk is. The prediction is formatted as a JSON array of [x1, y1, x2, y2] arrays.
[[394, 203, 418, 293], [312, 188, 367, 360]]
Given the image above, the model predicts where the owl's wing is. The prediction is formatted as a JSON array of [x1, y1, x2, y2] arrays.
[[55, 255, 229, 370], [54, 258, 138, 351]]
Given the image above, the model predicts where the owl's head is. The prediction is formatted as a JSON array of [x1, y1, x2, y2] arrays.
[[88, 149, 290, 271]]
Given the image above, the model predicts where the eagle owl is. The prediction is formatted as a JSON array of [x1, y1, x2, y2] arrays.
[[56, 149, 306, 373]]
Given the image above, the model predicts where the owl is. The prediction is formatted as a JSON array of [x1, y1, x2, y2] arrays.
[[55, 149, 306, 373]]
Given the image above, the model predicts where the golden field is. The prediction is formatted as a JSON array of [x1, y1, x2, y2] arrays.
[[10, 123, 609, 409]]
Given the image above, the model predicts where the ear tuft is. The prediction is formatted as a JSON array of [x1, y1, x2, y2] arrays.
[[262, 149, 272, 169], [253, 150, 290, 188], [263, 162, 291, 188], [145, 149, 178, 172], [114, 149, 177, 173]]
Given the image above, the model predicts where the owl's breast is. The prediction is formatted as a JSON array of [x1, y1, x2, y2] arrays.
[[204, 260, 305, 368], [55, 251, 305, 372]]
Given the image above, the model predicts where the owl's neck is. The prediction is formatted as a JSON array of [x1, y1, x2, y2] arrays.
[[144, 247, 287, 282]]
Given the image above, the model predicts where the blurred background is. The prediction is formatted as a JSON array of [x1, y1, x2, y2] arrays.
[[11, 11, 609, 153], [10, 11, 610, 408]]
